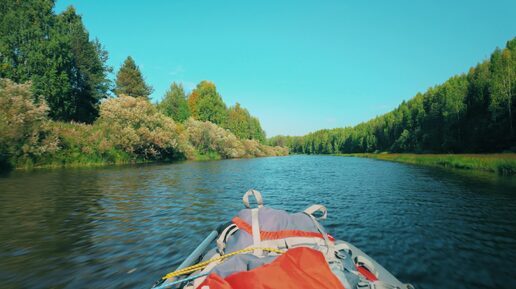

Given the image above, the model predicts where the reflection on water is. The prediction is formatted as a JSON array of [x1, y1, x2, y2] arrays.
[[0, 156, 515, 289]]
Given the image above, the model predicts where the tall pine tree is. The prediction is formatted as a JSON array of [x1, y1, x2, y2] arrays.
[[54, 6, 112, 122], [114, 56, 153, 98]]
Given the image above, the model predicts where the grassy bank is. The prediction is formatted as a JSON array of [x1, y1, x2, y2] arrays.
[[13, 153, 149, 170], [12, 146, 284, 171], [14, 151, 249, 170], [338, 153, 516, 176]]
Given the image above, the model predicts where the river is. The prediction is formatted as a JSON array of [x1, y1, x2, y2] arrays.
[[0, 155, 515, 289]]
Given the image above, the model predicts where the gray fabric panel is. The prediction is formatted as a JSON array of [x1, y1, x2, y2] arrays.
[[224, 207, 326, 253], [211, 254, 278, 278], [224, 230, 253, 253], [237, 207, 320, 232]]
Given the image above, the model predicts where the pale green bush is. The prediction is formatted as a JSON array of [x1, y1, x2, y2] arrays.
[[185, 118, 288, 159], [184, 118, 245, 158], [0, 79, 59, 167], [269, 145, 289, 156], [242, 139, 289, 157], [98, 95, 193, 160], [241, 139, 264, 157]]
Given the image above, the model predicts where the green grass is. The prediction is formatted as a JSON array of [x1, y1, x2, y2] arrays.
[[337, 153, 516, 176], [11, 122, 147, 170], [194, 151, 222, 161], [14, 148, 147, 170]]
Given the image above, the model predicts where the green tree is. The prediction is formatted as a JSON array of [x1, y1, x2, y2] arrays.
[[439, 75, 468, 151], [280, 37, 516, 154], [249, 116, 266, 142], [115, 56, 153, 98], [224, 103, 249, 139], [392, 129, 411, 152], [224, 103, 266, 142], [157, 82, 191, 122], [187, 81, 227, 125], [489, 41, 515, 139], [0, 0, 54, 84], [0, 1, 111, 123], [464, 61, 492, 151], [54, 6, 112, 122]]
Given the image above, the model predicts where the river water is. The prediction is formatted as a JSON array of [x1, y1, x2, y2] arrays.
[[0, 155, 515, 289]]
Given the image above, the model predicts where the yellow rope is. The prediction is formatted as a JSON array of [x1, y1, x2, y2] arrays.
[[162, 247, 285, 280]]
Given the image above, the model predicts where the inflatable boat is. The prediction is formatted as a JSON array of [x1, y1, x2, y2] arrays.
[[152, 190, 414, 289]]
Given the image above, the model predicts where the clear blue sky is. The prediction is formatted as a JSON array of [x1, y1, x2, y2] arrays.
[[55, 0, 516, 136]]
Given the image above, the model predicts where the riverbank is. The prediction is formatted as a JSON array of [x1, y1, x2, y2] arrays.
[[12, 151, 276, 171], [1, 80, 288, 172], [337, 153, 516, 176]]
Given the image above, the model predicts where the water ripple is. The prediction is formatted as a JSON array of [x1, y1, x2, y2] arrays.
[[0, 155, 515, 289]]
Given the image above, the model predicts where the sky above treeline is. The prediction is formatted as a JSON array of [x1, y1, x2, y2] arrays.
[[55, 0, 516, 136]]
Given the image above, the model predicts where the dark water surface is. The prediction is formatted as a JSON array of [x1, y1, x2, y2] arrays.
[[0, 155, 515, 289]]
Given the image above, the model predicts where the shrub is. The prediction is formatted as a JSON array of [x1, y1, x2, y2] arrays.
[[0, 79, 59, 167], [185, 118, 288, 159], [97, 95, 193, 160], [184, 118, 245, 158]]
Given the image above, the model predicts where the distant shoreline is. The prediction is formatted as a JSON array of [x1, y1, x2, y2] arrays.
[[335, 153, 516, 176]]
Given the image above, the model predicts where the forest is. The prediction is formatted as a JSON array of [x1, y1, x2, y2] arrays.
[[269, 38, 516, 155], [2, 0, 515, 171], [0, 0, 286, 170]]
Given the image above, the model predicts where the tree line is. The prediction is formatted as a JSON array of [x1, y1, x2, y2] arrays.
[[269, 38, 516, 154], [0, 79, 287, 169], [0, 0, 266, 142], [116, 57, 267, 142], [0, 0, 279, 169]]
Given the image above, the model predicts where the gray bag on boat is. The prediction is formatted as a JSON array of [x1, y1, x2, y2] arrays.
[[189, 190, 362, 289]]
